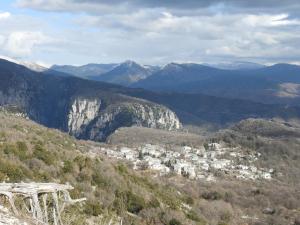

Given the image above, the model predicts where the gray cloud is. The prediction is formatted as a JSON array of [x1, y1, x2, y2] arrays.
[[41, 0, 300, 8], [17, 0, 300, 13], [10, 0, 300, 65]]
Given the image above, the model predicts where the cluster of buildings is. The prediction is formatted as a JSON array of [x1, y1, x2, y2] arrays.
[[97, 142, 273, 181]]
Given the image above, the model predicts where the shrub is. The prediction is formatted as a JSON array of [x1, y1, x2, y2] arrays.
[[2, 142, 29, 160], [92, 172, 111, 189], [0, 160, 30, 182], [114, 190, 145, 214], [33, 144, 55, 165], [168, 218, 182, 225], [3, 144, 17, 155], [115, 164, 128, 175], [186, 210, 202, 222], [159, 190, 180, 210], [147, 197, 160, 208], [62, 160, 73, 173], [126, 191, 145, 214], [84, 201, 102, 216], [220, 211, 232, 223], [0, 171, 6, 181], [201, 191, 223, 201], [74, 156, 92, 171], [218, 222, 229, 225], [16, 142, 29, 160], [0, 131, 6, 141], [185, 196, 194, 205]]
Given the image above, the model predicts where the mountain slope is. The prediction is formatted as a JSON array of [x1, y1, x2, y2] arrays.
[[133, 63, 300, 105], [0, 59, 181, 141], [2, 58, 300, 140], [217, 118, 300, 183], [1, 109, 300, 225], [89, 60, 153, 86], [206, 61, 265, 70], [51, 63, 117, 78], [0, 110, 203, 225], [124, 89, 300, 128]]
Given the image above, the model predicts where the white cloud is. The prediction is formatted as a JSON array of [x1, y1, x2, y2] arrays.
[[243, 14, 300, 27], [0, 12, 11, 20], [2, 31, 50, 57], [6, 0, 300, 65], [60, 10, 300, 64]]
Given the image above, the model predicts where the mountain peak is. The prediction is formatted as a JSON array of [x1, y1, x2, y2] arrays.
[[88, 60, 152, 86], [0, 55, 48, 72], [122, 60, 140, 67], [163, 62, 182, 71], [270, 63, 300, 68], [0, 55, 20, 65], [21, 61, 48, 72]]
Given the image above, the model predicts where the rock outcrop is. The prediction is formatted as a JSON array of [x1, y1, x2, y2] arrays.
[[67, 99, 181, 141], [67, 98, 102, 136]]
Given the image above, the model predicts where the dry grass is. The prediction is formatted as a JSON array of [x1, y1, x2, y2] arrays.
[[107, 126, 204, 147], [0, 113, 299, 225]]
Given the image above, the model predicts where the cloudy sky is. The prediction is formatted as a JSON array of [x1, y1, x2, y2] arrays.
[[0, 0, 299, 66]]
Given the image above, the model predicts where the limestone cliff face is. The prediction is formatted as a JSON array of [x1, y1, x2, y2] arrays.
[[66, 99, 181, 141], [67, 98, 101, 136], [126, 103, 181, 130]]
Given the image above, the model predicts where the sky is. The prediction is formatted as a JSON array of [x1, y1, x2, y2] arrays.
[[0, 0, 299, 66]]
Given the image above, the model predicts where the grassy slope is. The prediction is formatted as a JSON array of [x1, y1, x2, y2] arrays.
[[0, 111, 204, 225], [107, 126, 204, 147], [0, 112, 299, 225]]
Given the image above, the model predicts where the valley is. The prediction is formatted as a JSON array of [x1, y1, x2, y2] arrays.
[[1, 0, 300, 224], [0, 104, 299, 225], [0, 53, 300, 225]]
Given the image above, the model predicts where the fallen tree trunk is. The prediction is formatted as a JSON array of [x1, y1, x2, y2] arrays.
[[0, 183, 86, 225]]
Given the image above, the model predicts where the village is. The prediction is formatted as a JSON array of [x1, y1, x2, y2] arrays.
[[94, 142, 274, 181]]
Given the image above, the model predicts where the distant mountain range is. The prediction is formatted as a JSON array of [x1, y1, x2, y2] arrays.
[[51, 63, 118, 78], [87, 60, 157, 86], [1, 57, 300, 140], [1, 56, 300, 142], [132, 62, 300, 106], [204, 61, 265, 70], [51, 60, 300, 106], [51, 60, 159, 86]]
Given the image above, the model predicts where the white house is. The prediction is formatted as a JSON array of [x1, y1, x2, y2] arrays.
[[173, 162, 196, 179], [211, 159, 231, 170]]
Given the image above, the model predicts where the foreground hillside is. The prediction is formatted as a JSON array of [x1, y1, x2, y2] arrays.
[[0, 110, 195, 225], [0, 110, 299, 224]]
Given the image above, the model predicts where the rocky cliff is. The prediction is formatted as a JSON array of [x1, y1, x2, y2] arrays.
[[67, 98, 181, 141], [67, 98, 102, 136]]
